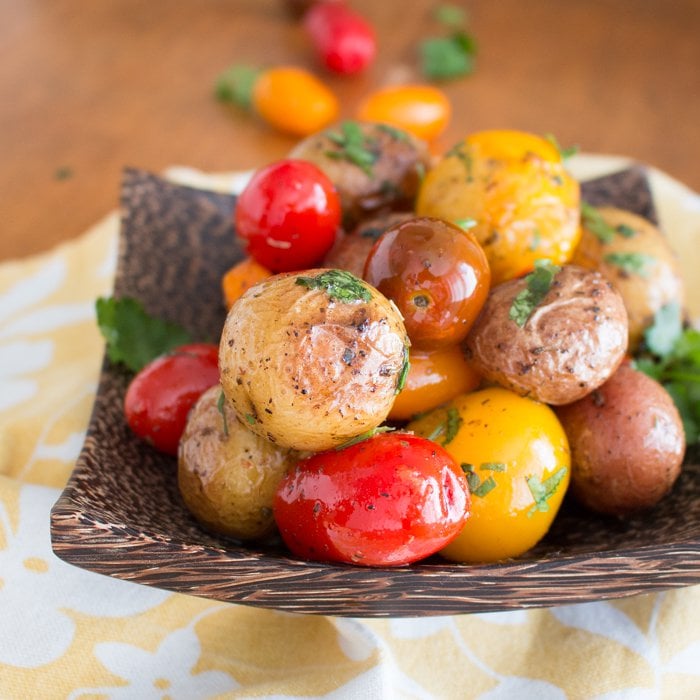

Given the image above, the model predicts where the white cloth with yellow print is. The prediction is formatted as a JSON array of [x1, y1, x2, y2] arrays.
[[1, 155, 700, 699]]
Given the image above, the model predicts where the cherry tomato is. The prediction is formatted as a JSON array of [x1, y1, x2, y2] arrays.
[[389, 345, 481, 421], [304, 2, 376, 75], [235, 159, 341, 272], [357, 84, 451, 142], [124, 343, 220, 456], [274, 432, 470, 566], [363, 216, 491, 350], [252, 66, 339, 136], [221, 257, 271, 309], [408, 387, 571, 563]]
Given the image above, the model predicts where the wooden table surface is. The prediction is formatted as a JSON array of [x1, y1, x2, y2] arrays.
[[1, 0, 699, 261]]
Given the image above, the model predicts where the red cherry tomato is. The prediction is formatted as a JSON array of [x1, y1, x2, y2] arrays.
[[235, 159, 341, 272], [124, 343, 220, 456], [274, 432, 470, 566], [303, 2, 376, 75], [363, 217, 491, 350]]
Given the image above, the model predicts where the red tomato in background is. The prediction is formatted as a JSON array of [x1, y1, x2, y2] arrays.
[[364, 217, 491, 350], [274, 432, 470, 566], [304, 2, 376, 75], [124, 343, 220, 456], [235, 159, 341, 272]]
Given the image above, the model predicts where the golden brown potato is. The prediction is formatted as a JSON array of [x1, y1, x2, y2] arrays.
[[464, 264, 628, 405], [573, 206, 685, 351], [289, 120, 430, 226], [178, 386, 301, 540], [322, 211, 413, 278], [219, 269, 410, 452], [556, 364, 685, 515]]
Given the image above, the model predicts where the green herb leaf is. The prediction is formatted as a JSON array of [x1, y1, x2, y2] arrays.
[[604, 251, 656, 278], [214, 65, 261, 110], [324, 121, 379, 176], [427, 406, 463, 445], [581, 202, 616, 243], [455, 218, 477, 230], [616, 224, 637, 238], [396, 347, 411, 394], [217, 391, 229, 437], [95, 296, 191, 372], [446, 141, 475, 181], [334, 426, 395, 451], [244, 413, 256, 426], [295, 270, 372, 303], [644, 302, 683, 357], [544, 133, 579, 160], [377, 123, 409, 142], [509, 259, 561, 328], [461, 463, 497, 498], [480, 462, 507, 472], [434, 4, 467, 27], [526, 467, 568, 516], [420, 32, 477, 80]]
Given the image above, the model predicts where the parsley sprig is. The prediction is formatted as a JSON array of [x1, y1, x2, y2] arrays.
[[581, 202, 640, 244], [324, 121, 378, 177], [604, 251, 656, 278], [509, 259, 561, 328], [634, 302, 700, 444], [420, 5, 477, 80], [295, 270, 372, 303]]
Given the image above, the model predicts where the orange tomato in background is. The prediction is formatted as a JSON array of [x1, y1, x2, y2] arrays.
[[221, 257, 271, 309], [389, 345, 481, 421], [357, 84, 451, 142]]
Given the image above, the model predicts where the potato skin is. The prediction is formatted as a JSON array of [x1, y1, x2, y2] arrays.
[[219, 269, 410, 452], [555, 364, 685, 515], [178, 386, 301, 540], [464, 265, 628, 405], [289, 121, 430, 226], [573, 207, 685, 352]]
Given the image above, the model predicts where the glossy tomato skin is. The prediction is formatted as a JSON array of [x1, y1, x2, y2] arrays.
[[273, 432, 470, 567], [124, 343, 220, 456], [235, 159, 341, 272], [364, 217, 491, 350], [304, 2, 376, 75]]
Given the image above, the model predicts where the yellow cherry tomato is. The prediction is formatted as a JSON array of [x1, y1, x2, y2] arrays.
[[389, 345, 481, 421], [356, 84, 451, 141], [221, 257, 271, 310], [408, 387, 570, 563], [253, 66, 339, 137], [416, 129, 581, 285]]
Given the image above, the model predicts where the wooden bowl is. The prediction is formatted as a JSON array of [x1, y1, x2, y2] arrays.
[[50, 166, 700, 617]]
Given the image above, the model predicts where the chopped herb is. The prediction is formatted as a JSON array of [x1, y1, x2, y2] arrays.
[[544, 133, 579, 160], [214, 64, 261, 109], [396, 347, 411, 394], [427, 407, 462, 445], [377, 123, 409, 142], [434, 4, 467, 27], [217, 391, 229, 437], [604, 251, 656, 278], [480, 462, 506, 472], [455, 218, 477, 230], [324, 121, 378, 176], [461, 464, 497, 498], [634, 302, 700, 444], [616, 224, 637, 238], [334, 426, 395, 451], [581, 202, 616, 243], [95, 296, 191, 372], [54, 166, 73, 181], [360, 226, 384, 240], [526, 467, 568, 516], [244, 413, 256, 426], [446, 142, 474, 180], [420, 31, 477, 80], [508, 259, 561, 328], [530, 228, 542, 251], [295, 270, 372, 303]]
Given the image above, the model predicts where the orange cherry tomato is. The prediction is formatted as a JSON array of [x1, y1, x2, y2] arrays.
[[253, 66, 339, 136], [357, 84, 451, 142], [221, 257, 271, 309], [389, 345, 481, 421]]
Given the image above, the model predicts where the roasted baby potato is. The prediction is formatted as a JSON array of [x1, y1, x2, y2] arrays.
[[288, 120, 430, 226], [178, 386, 301, 540], [322, 211, 413, 278], [464, 264, 628, 405], [219, 268, 410, 452], [556, 364, 685, 515], [573, 206, 685, 351], [416, 130, 581, 285]]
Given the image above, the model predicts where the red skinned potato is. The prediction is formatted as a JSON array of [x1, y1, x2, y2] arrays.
[[464, 264, 628, 405], [274, 432, 470, 566], [556, 364, 685, 515]]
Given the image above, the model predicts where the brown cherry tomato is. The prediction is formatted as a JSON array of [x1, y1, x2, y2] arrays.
[[364, 217, 491, 350]]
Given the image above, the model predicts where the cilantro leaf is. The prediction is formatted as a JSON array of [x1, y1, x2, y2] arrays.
[[420, 32, 477, 80], [324, 121, 379, 177], [214, 65, 261, 110], [644, 302, 683, 357], [95, 296, 191, 372], [509, 259, 561, 327], [581, 202, 616, 243], [434, 4, 467, 27], [295, 270, 372, 303], [544, 133, 579, 160], [461, 464, 497, 498], [604, 251, 656, 278]]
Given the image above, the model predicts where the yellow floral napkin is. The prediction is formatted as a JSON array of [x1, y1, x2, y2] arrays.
[[1, 158, 700, 699]]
